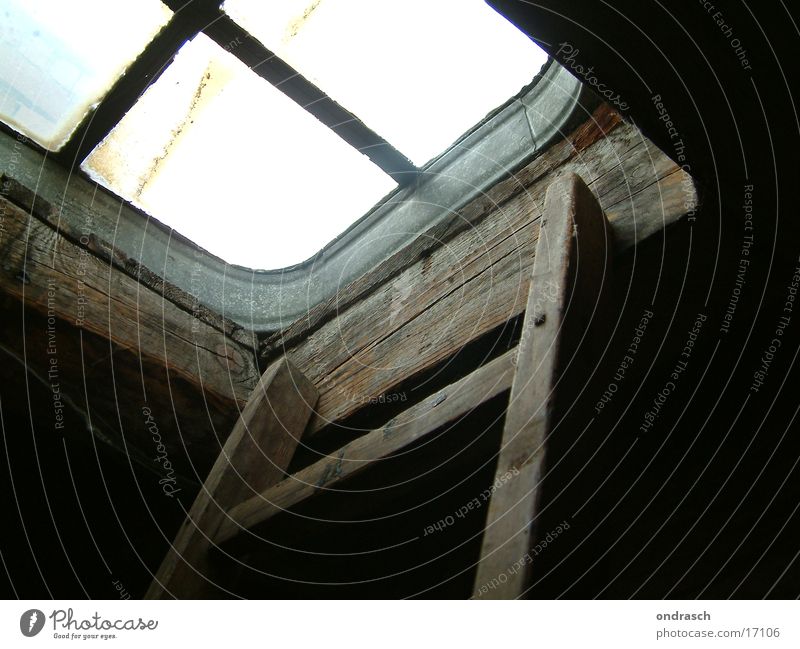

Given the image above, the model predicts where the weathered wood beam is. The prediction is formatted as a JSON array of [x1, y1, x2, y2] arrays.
[[146, 357, 318, 599], [262, 104, 696, 437], [472, 172, 613, 599], [261, 105, 626, 360], [0, 290, 235, 487], [216, 347, 517, 546], [0, 174, 253, 348], [0, 193, 258, 406]]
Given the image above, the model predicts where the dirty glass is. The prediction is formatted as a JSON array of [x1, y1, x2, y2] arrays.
[[82, 34, 396, 269], [0, 0, 171, 150]]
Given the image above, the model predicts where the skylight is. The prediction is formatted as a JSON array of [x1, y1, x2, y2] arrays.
[[0, 0, 171, 150], [223, 0, 548, 165], [82, 34, 396, 269], [3, 1, 550, 270]]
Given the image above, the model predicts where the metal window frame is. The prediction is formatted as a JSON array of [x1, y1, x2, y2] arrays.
[[0, 59, 592, 332]]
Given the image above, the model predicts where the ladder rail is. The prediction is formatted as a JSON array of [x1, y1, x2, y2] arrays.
[[145, 357, 318, 599], [472, 172, 614, 599]]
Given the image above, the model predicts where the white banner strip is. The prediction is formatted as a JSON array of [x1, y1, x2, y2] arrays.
[[1, 600, 796, 648]]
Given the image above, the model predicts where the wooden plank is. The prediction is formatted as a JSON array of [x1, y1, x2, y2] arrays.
[[0, 193, 258, 405], [262, 107, 694, 438], [215, 348, 518, 546], [0, 173, 253, 348], [145, 357, 318, 599], [261, 104, 625, 359], [472, 172, 613, 599]]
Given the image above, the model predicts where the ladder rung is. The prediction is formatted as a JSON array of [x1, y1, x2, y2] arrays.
[[215, 347, 518, 546]]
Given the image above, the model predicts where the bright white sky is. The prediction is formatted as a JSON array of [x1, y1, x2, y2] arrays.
[[224, 0, 548, 165], [83, 34, 396, 269]]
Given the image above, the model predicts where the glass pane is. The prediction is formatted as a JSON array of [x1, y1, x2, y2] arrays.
[[82, 34, 396, 270], [223, 0, 548, 165], [0, 0, 171, 151]]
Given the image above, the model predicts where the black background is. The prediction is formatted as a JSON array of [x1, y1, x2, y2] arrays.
[[1, 1, 799, 598]]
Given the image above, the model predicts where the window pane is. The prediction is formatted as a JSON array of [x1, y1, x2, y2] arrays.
[[82, 34, 396, 270], [0, 0, 171, 150], [223, 0, 548, 165]]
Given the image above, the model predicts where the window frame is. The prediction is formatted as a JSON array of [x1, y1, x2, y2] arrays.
[[0, 1, 592, 331]]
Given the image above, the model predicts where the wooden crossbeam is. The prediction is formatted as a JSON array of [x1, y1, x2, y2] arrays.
[[215, 347, 518, 546], [0, 192, 257, 405], [472, 172, 614, 599], [145, 357, 318, 599]]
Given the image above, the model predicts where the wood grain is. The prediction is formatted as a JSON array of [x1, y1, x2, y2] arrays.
[[216, 348, 517, 546], [0, 193, 258, 406], [0, 173, 253, 348], [472, 172, 613, 599], [146, 357, 318, 599], [262, 104, 625, 359], [262, 105, 695, 438]]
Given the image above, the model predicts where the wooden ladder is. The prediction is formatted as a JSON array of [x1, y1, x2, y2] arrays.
[[145, 172, 612, 599], [145, 358, 319, 599]]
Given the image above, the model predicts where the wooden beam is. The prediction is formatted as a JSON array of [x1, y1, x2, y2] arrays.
[[146, 357, 318, 599], [261, 105, 625, 361], [0, 193, 257, 406], [0, 289, 238, 485], [215, 348, 517, 546], [261, 105, 693, 438], [471, 172, 613, 599], [0, 174, 253, 348]]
